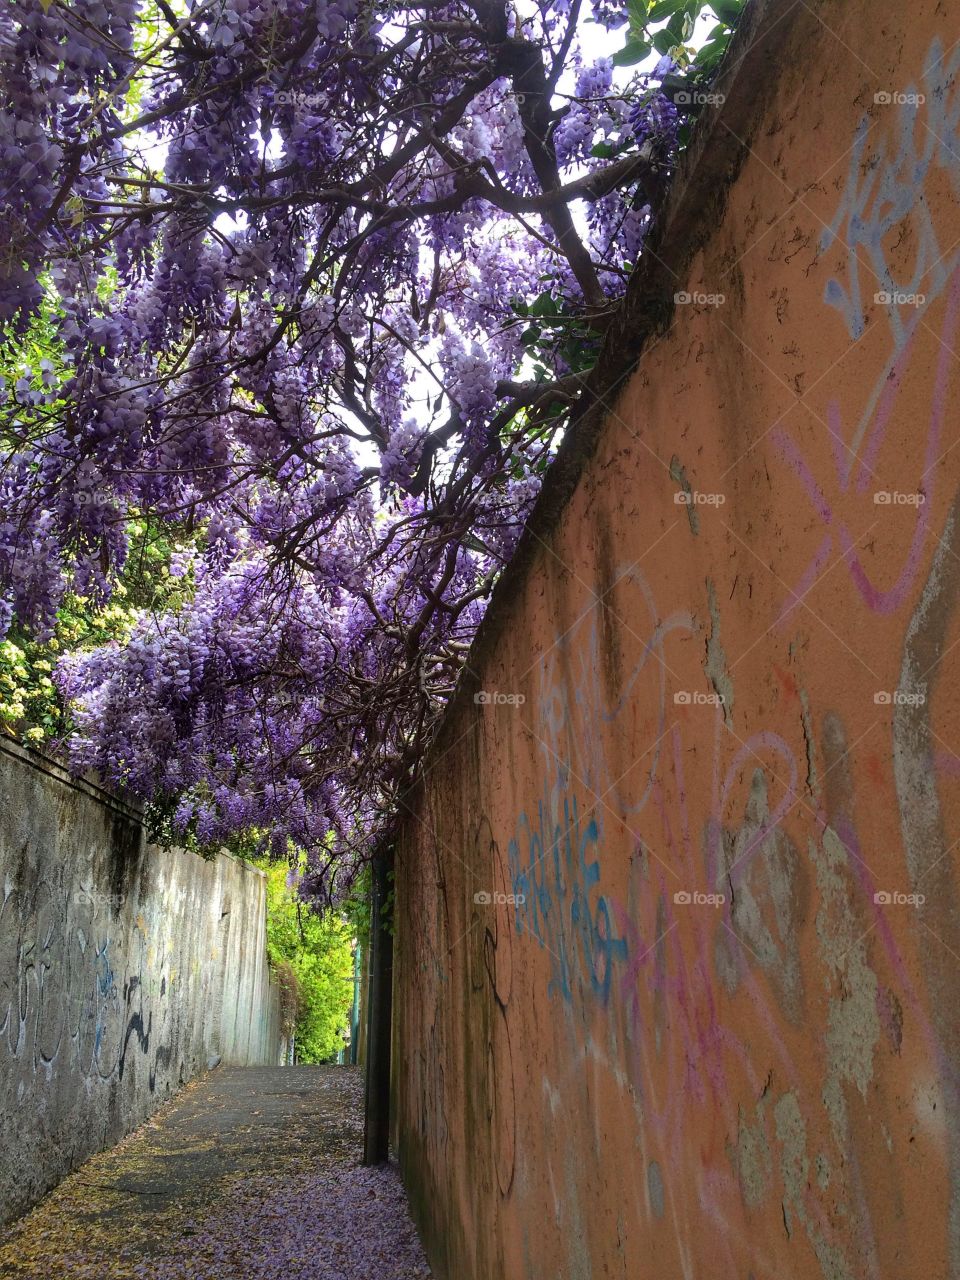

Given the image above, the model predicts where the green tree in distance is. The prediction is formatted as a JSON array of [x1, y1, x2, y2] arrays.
[[260, 860, 355, 1063]]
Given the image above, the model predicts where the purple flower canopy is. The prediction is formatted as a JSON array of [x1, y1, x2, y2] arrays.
[[0, 1, 686, 899]]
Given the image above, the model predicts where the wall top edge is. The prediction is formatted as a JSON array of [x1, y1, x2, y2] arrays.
[[0, 736, 266, 878]]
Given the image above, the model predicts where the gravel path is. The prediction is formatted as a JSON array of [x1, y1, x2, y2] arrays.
[[0, 1066, 432, 1279]]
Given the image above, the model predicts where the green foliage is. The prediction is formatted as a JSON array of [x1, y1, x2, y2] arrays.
[[0, 279, 199, 749], [0, 635, 59, 744], [515, 291, 602, 370], [0, 273, 201, 752], [615, 0, 747, 80], [0, 520, 194, 748], [0, 280, 68, 453], [0, 598, 135, 743], [259, 860, 356, 1063], [341, 865, 373, 952]]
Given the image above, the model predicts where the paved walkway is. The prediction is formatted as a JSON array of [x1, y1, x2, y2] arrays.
[[0, 1066, 431, 1279]]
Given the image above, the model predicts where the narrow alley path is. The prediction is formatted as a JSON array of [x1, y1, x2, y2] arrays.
[[0, 1067, 432, 1279]]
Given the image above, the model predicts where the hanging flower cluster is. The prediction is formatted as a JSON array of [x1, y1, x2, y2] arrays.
[[0, 1, 693, 898]]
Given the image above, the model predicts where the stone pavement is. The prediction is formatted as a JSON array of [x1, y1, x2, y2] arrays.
[[0, 1066, 431, 1279]]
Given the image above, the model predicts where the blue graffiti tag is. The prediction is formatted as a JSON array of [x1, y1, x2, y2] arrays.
[[508, 781, 626, 1006]]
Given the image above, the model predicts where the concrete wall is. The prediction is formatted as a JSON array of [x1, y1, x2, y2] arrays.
[[392, 1, 960, 1277], [0, 739, 283, 1225]]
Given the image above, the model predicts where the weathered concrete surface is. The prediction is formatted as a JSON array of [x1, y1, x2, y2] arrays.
[[0, 739, 283, 1226], [392, 1, 960, 1277], [0, 1066, 430, 1279]]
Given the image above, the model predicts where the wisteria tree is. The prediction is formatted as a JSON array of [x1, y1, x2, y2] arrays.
[[0, 0, 740, 898]]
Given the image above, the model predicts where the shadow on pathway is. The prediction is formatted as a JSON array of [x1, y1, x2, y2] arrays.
[[0, 1065, 431, 1279]]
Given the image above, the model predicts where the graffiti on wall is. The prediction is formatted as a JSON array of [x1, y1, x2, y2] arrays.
[[0, 873, 173, 1094], [459, 35, 960, 1280]]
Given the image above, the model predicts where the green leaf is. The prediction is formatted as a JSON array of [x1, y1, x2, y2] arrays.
[[528, 291, 559, 317], [712, 0, 743, 18], [647, 0, 683, 19], [612, 37, 652, 66], [652, 28, 678, 53], [591, 140, 616, 159], [693, 38, 727, 70]]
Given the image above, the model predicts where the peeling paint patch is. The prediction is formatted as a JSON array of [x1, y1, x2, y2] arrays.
[[647, 1160, 665, 1219], [893, 489, 960, 1274], [712, 770, 804, 1020], [734, 1102, 772, 1209], [775, 1091, 854, 1280], [815, 828, 880, 1111], [704, 578, 734, 726], [669, 456, 700, 535]]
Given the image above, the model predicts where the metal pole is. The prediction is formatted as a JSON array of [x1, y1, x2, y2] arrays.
[[363, 847, 394, 1165], [350, 940, 361, 1066]]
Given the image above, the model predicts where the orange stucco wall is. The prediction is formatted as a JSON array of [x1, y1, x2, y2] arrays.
[[393, 2, 960, 1276]]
